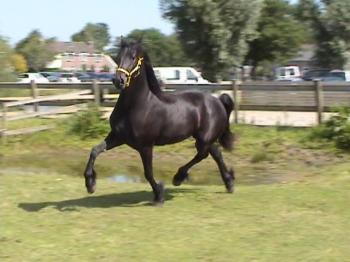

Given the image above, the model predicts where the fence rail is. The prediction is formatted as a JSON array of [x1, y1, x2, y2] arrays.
[[1, 80, 350, 141]]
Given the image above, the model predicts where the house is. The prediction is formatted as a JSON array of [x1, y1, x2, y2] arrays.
[[287, 44, 316, 72], [46, 41, 117, 72]]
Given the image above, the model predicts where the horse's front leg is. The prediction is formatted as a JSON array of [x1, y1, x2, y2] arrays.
[[84, 131, 121, 194], [139, 146, 164, 204]]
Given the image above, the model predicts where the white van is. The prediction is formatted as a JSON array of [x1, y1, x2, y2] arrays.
[[153, 67, 210, 84], [17, 73, 50, 83], [275, 66, 302, 81]]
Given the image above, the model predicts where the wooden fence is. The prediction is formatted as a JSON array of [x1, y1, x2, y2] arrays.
[[1, 80, 350, 141]]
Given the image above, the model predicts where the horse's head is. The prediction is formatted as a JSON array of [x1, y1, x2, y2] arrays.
[[114, 39, 144, 89]]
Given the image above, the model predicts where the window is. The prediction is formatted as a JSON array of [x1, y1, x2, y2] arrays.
[[287, 69, 295, 76], [186, 70, 198, 80], [165, 70, 180, 80], [18, 74, 29, 79], [279, 68, 286, 77]]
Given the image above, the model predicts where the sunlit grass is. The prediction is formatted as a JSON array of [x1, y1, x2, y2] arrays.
[[0, 121, 348, 187], [1, 167, 349, 261]]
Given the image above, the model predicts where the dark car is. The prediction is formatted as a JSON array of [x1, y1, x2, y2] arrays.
[[77, 72, 114, 82], [77, 72, 96, 82], [95, 73, 114, 82], [302, 69, 330, 81], [40, 72, 61, 82]]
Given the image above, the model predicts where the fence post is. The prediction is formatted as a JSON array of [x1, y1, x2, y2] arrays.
[[232, 80, 239, 124], [1, 103, 7, 144], [93, 80, 101, 106], [314, 80, 324, 125], [30, 80, 39, 112]]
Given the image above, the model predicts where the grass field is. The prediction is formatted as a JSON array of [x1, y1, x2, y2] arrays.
[[1, 167, 350, 261], [1, 123, 350, 261]]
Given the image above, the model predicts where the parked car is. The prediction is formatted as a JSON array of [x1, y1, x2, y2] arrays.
[[95, 73, 114, 82], [40, 72, 61, 82], [17, 73, 50, 83], [58, 72, 81, 83], [320, 70, 350, 82], [75, 72, 93, 82], [153, 67, 210, 84], [302, 69, 330, 81]]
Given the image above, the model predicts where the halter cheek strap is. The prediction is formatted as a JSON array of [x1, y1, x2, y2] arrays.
[[116, 57, 144, 88]]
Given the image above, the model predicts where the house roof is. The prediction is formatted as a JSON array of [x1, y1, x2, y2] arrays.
[[290, 44, 316, 62], [49, 41, 96, 54]]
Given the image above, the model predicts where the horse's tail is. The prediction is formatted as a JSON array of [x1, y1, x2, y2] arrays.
[[218, 94, 234, 151]]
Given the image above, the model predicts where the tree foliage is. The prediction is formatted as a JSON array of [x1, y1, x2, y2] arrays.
[[108, 28, 190, 66], [126, 28, 190, 66], [246, 0, 305, 77], [15, 30, 54, 72], [0, 37, 16, 81], [11, 54, 28, 73], [71, 23, 111, 52], [296, 0, 350, 69], [160, 0, 263, 81]]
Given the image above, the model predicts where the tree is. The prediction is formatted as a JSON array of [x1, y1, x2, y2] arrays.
[[295, 0, 350, 69], [125, 28, 190, 66], [0, 36, 16, 81], [160, 0, 263, 81], [15, 30, 54, 72], [11, 54, 28, 73], [246, 0, 305, 77], [71, 23, 110, 52]]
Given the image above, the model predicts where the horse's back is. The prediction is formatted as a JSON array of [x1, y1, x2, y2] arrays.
[[160, 90, 227, 143]]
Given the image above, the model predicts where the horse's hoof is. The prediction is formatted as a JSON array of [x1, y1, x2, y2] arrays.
[[172, 177, 182, 186], [86, 178, 96, 194], [225, 169, 235, 193], [172, 170, 188, 186], [152, 200, 164, 207], [86, 184, 96, 194], [226, 183, 234, 193], [85, 169, 97, 194], [153, 182, 165, 204]]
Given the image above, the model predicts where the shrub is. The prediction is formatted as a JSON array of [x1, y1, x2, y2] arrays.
[[309, 107, 350, 150], [68, 103, 109, 139]]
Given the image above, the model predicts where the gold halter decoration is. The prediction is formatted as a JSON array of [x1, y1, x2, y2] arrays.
[[116, 57, 144, 88]]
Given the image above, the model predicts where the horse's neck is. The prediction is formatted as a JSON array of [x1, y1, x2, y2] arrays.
[[117, 68, 153, 110]]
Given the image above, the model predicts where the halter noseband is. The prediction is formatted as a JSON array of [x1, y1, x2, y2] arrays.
[[116, 57, 144, 88]]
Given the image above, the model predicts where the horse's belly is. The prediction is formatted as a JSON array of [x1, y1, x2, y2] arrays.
[[154, 132, 192, 146]]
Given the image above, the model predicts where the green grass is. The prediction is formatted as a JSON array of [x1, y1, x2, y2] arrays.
[[1, 122, 350, 260], [1, 167, 350, 261], [0, 122, 348, 186]]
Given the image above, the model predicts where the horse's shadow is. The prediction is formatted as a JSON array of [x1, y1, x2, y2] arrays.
[[18, 188, 197, 212]]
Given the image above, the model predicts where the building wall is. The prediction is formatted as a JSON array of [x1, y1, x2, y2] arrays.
[[47, 53, 116, 72]]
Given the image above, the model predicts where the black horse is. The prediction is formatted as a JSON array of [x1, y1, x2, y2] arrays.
[[83, 40, 235, 204]]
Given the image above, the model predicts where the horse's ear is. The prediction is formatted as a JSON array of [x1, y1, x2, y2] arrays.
[[120, 36, 127, 47]]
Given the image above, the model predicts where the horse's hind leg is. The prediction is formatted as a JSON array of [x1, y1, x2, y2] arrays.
[[173, 141, 210, 186], [209, 144, 235, 193], [84, 131, 122, 194]]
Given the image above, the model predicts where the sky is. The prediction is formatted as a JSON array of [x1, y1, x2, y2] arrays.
[[0, 0, 174, 46]]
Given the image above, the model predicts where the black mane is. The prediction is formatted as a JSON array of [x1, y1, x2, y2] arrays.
[[143, 52, 163, 97], [142, 50, 175, 103]]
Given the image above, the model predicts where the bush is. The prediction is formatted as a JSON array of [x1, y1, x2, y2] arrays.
[[309, 107, 350, 150], [68, 103, 109, 139]]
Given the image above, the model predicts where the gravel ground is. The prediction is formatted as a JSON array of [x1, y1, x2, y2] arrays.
[[235, 111, 335, 127]]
